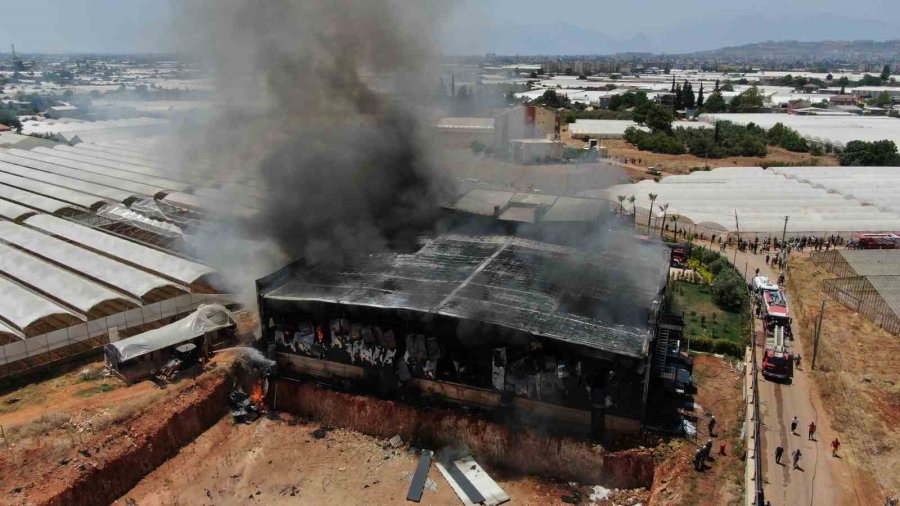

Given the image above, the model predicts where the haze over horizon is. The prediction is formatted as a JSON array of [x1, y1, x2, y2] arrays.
[[2, 0, 900, 55]]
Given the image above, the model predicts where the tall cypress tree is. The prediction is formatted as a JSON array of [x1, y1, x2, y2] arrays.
[[697, 83, 705, 109], [714, 78, 720, 92], [674, 84, 684, 110], [671, 75, 676, 92]]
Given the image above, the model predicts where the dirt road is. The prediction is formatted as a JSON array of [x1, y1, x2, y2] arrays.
[[724, 245, 859, 505]]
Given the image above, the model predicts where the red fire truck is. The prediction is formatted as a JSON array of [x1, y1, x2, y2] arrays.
[[857, 233, 898, 250], [762, 325, 793, 382], [762, 289, 792, 337]]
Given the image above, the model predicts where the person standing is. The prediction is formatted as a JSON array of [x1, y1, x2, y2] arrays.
[[792, 448, 802, 469], [791, 416, 799, 434], [808, 421, 817, 441], [831, 438, 841, 457], [775, 445, 784, 464], [708, 415, 717, 436]]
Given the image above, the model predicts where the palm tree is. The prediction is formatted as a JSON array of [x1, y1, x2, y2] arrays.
[[647, 193, 658, 232], [617, 195, 626, 214], [628, 195, 636, 215], [659, 203, 669, 239], [671, 214, 681, 240]]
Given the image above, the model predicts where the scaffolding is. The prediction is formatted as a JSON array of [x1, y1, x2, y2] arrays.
[[822, 275, 900, 336]]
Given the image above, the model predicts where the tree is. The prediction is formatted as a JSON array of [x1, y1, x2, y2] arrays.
[[0, 108, 22, 133], [673, 84, 684, 110], [720, 82, 734, 92], [659, 204, 669, 239], [696, 83, 705, 109], [682, 80, 695, 109], [881, 64, 891, 82], [702, 91, 727, 113], [617, 195, 626, 214], [714, 79, 720, 92], [628, 195, 636, 215], [838, 76, 850, 87], [729, 86, 764, 112], [670, 75, 676, 92], [839, 139, 900, 166], [533, 89, 570, 108], [874, 91, 892, 108], [711, 269, 746, 311], [670, 214, 680, 239], [826, 73, 833, 82], [647, 193, 658, 232], [645, 104, 674, 133]]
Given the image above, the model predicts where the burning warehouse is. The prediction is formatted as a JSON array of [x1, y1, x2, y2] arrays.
[[256, 234, 677, 438]]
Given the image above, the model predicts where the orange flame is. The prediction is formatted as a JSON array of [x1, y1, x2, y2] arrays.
[[250, 379, 265, 409]]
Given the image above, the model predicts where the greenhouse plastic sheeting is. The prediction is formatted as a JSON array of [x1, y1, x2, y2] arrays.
[[106, 304, 233, 364], [0, 276, 82, 331], [24, 214, 213, 285]]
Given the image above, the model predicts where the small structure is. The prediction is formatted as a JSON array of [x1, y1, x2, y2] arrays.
[[104, 304, 235, 382], [510, 138, 563, 163]]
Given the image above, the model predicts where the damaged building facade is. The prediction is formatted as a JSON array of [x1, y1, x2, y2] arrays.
[[256, 234, 675, 438]]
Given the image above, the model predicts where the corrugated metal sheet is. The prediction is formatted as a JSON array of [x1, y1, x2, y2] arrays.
[[263, 235, 668, 357]]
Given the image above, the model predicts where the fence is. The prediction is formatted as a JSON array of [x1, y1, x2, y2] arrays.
[[0, 293, 235, 379], [823, 276, 900, 336]]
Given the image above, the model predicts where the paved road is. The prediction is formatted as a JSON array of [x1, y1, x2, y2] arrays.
[[720, 244, 857, 506]]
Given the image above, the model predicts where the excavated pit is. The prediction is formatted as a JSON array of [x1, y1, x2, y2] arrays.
[[22, 370, 657, 505], [18, 370, 232, 506], [272, 379, 657, 489]]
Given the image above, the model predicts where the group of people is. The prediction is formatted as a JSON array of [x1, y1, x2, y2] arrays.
[[776, 416, 841, 471]]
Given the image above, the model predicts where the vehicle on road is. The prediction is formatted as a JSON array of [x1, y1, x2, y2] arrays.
[[857, 233, 898, 249], [762, 289, 793, 337], [670, 247, 687, 267], [762, 325, 793, 382]]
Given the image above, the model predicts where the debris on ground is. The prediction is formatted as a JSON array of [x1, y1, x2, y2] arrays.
[[311, 426, 333, 440], [388, 434, 403, 448], [406, 448, 433, 502]]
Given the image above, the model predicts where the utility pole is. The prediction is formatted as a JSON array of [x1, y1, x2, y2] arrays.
[[733, 209, 740, 265], [781, 216, 789, 246], [812, 299, 825, 369]]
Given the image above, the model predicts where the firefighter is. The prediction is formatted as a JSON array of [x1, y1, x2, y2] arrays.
[[808, 421, 817, 441], [708, 415, 717, 436], [831, 438, 841, 457], [775, 445, 784, 464]]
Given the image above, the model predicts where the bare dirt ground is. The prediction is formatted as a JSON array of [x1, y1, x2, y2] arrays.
[[650, 355, 747, 506], [0, 360, 232, 506], [115, 415, 649, 506], [787, 256, 900, 501], [600, 139, 839, 176]]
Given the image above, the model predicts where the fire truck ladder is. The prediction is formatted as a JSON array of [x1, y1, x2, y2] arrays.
[[773, 325, 786, 352]]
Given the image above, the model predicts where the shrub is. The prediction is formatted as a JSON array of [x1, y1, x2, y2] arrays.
[[708, 257, 728, 275], [711, 268, 746, 311], [691, 336, 713, 352], [701, 249, 722, 265], [712, 339, 744, 357]]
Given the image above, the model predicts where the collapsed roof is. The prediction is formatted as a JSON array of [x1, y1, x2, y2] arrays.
[[262, 234, 669, 358]]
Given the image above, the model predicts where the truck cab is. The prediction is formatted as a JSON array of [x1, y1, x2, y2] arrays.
[[762, 289, 792, 336], [762, 325, 793, 382]]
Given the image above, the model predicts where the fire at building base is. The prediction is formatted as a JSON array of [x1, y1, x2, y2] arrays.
[[255, 234, 684, 440]]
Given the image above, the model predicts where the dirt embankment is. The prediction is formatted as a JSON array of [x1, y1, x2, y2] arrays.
[[3, 369, 231, 506], [788, 257, 900, 500], [273, 379, 655, 490]]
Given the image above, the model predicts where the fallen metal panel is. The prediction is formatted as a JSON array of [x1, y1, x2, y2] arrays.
[[443, 457, 485, 504], [406, 449, 434, 503], [436, 462, 478, 506], [454, 456, 509, 506]]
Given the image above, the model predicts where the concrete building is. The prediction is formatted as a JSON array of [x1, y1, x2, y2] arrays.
[[431, 117, 495, 149], [493, 105, 560, 155]]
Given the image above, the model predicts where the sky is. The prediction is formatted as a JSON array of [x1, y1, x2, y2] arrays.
[[3, 0, 900, 55]]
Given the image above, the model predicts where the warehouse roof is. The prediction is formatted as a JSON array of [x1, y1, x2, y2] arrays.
[[0, 221, 181, 300], [434, 117, 496, 131], [23, 214, 214, 285], [262, 235, 669, 358], [448, 189, 608, 224], [0, 243, 135, 313]]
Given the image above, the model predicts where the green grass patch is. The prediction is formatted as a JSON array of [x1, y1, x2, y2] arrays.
[[671, 281, 748, 348], [75, 383, 118, 398]]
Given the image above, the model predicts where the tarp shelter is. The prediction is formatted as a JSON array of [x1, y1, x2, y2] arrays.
[[105, 304, 234, 367]]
